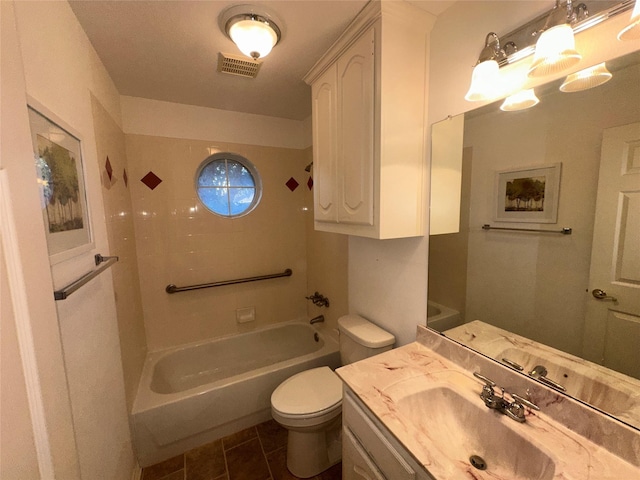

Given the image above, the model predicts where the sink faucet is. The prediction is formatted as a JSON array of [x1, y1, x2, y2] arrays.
[[310, 315, 325, 325], [529, 365, 566, 392], [473, 372, 540, 422]]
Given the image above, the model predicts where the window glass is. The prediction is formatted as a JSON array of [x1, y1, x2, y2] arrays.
[[196, 154, 261, 217]]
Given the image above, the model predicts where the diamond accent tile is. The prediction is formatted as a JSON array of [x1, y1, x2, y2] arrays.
[[141, 171, 162, 190], [105, 156, 113, 181], [285, 177, 299, 192], [307, 176, 313, 190], [123, 168, 128, 187]]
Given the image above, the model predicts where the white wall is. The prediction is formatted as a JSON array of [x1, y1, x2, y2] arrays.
[[121, 96, 308, 149], [8, 1, 136, 477], [1, 2, 81, 478]]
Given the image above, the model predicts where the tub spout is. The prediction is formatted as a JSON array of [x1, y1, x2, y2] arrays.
[[310, 315, 325, 325]]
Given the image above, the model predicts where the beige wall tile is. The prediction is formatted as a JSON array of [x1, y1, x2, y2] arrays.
[[126, 134, 319, 350], [91, 94, 148, 411]]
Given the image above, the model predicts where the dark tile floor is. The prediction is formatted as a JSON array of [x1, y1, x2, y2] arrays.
[[141, 419, 342, 480]]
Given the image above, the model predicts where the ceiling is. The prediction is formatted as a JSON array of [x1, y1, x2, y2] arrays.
[[70, 1, 454, 121]]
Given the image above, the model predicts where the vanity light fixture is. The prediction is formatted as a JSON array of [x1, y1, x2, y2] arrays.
[[464, 33, 506, 102], [464, 1, 637, 102], [220, 5, 282, 60], [500, 89, 540, 111], [559, 62, 612, 92], [528, 0, 585, 78], [618, 0, 640, 40]]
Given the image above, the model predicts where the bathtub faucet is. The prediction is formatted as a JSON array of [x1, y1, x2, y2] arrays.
[[305, 291, 330, 308], [310, 315, 325, 325]]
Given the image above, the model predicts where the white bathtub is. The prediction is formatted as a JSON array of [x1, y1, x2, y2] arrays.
[[132, 320, 340, 467], [427, 300, 462, 332]]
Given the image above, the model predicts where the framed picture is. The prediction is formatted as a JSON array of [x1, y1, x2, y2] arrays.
[[493, 163, 561, 223], [28, 106, 93, 263]]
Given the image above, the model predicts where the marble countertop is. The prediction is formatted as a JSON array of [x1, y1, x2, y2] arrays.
[[337, 333, 640, 480]]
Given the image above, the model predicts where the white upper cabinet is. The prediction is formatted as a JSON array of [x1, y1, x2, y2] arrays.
[[305, 0, 435, 239]]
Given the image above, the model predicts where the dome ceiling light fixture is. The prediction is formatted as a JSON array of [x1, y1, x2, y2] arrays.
[[220, 4, 282, 60]]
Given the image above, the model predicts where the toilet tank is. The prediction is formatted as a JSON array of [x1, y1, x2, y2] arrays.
[[338, 315, 395, 365]]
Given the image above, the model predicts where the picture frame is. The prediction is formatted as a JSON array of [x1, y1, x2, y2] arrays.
[[28, 105, 93, 264], [493, 163, 561, 224]]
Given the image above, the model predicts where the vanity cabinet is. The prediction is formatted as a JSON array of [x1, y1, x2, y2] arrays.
[[304, 1, 434, 239], [343, 388, 434, 480]]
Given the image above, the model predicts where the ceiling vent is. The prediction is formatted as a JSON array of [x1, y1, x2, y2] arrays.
[[217, 52, 262, 78]]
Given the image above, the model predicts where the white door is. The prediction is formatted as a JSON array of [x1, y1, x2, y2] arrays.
[[583, 122, 640, 379]]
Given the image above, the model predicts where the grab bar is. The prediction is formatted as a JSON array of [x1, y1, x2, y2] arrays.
[[54, 254, 119, 300], [166, 268, 293, 294], [482, 224, 572, 235]]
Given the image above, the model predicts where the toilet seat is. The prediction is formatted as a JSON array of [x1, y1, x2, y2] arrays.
[[271, 366, 342, 425]]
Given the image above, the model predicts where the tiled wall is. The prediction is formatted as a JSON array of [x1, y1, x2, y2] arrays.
[[303, 147, 349, 333], [91, 94, 148, 410], [126, 134, 319, 351]]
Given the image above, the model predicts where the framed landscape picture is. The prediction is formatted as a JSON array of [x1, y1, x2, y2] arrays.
[[493, 163, 561, 223], [28, 106, 93, 263]]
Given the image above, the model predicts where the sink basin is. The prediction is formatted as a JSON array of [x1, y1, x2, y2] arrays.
[[395, 385, 556, 480]]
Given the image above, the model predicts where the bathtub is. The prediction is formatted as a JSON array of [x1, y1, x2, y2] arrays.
[[132, 320, 340, 467], [427, 300, 463, 332]]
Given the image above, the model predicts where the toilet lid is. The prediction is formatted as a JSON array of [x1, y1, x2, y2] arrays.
[[271, 366, 342, 416]]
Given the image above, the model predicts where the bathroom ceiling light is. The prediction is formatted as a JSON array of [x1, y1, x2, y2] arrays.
[[618, 0, 640, 40], [220, 5, 282, 60], [560, 62, 612, 92], [500, 89, 540, 111]]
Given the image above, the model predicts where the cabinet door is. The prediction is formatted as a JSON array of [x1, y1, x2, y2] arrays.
[[337, 28, 374, 226], [343, 427, 386, 480], [312, 64, 338, 223]]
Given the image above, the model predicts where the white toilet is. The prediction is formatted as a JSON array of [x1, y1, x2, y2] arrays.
[[270, 314, 395, 478]]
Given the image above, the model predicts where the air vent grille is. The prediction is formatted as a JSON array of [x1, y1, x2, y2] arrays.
[[217, 53, 261, 78]]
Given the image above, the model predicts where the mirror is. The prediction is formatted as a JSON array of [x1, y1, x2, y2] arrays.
[[428, 49, 640, 430]]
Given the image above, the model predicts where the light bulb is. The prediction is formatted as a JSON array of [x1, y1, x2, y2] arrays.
[[229, 19, 278, 59], [560, 63, 612, 92], [618, 0, 640, 40], [528, 24, 582, 77], [500, 89, 540, 111], [465, 60, 500, 102]]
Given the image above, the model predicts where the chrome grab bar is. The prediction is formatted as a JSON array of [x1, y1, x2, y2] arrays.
[[482, 224, 572, 235], [166, 268, 292, 294], [54, 254, 119, 300]]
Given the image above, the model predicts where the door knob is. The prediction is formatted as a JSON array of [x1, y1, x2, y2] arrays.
[[592, 289, 618, 302]]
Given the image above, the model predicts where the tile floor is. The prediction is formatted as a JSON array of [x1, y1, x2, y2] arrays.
[[141, 419, 342, 480]]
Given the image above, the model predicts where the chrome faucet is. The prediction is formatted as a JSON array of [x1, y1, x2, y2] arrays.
[[310, 315, 325, 325], [473, 372, 540, 423], [529, 365, 566, 392]]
